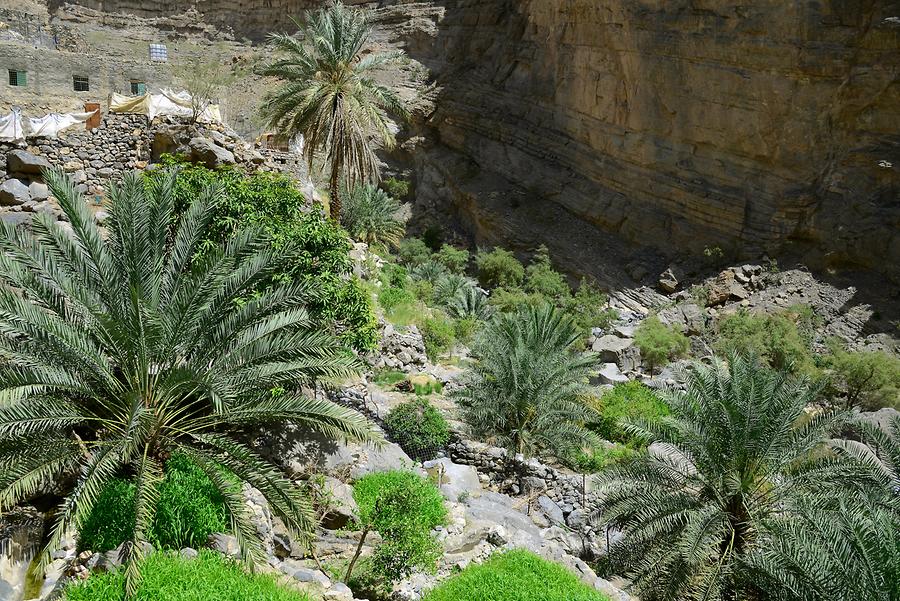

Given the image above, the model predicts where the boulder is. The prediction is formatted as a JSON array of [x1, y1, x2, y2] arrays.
[[706, 270, 750, 306], [536, 495, 565, 525], [28, 181, 49, 201], [423, 457, 482, 501], [595, 363, 629, 385], [207, 533, 240, 557], [657, 266, 681, 293], [319, 476, 359, 530], [0, 178, 31, 206], [591, 335, 641, 371], [7, 150, 50, 175], [189, 137, 235, 168]]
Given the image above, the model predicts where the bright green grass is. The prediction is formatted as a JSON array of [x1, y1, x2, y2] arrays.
[[421, 549, 610, 601], [63, 551, 310, 601], [372, 369, 408, 387]]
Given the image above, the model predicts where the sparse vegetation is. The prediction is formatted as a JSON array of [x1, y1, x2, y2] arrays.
[[825, 341, 900, 410], [713, 309, 817, 376], [633, 315, 690, 374]]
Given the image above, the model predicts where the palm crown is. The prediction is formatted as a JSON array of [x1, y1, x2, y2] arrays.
[[594, 355, 853, 601], [0, 169, 379, 595], [453, 304, 600, 459], [259, 1, 409, 219]]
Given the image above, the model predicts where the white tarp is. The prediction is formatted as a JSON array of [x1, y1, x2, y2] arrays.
[[0, 110, 25, 143], [27, 110, 98, 138], [110, 88, 221, 123]]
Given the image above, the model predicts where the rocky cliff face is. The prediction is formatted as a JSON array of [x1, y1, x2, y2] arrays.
[[33, 0, 900, 282], [402, 0, 900, 280]]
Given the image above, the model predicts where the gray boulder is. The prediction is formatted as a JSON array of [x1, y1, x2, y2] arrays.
[[319, 476, 359, 530], [595, 363, 629, 385], [7, 150, 50, 175], [0, 178, 31, 206], [28, 181, 49, 201], [537, 495, 564, 525], [423, 457, 482, 501], [189, 137, 235, 168], [207, 533, 240, 557]]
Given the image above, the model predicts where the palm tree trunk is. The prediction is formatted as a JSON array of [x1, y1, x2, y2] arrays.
[[329, 162, 342, 222]]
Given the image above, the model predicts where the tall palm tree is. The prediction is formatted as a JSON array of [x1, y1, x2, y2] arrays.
[[453, 305, 600, 458], [0, 169, 380, 596], [259, 1, 409, 220], [594, 355, 853, 601]]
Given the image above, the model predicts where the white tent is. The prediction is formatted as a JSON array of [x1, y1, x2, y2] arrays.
[[109, 88, 222, 123], [0, 110, 25, 143], [27, 110, 98, 138]]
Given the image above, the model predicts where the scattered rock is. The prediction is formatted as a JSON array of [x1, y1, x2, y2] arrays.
[[28, 181, 49, 201], [658, 266, 681, 293], [0, 179, 30, 206], [596, 363, 629, 385], [7, 150, 50, 175], [207, 533, 240, 557], [189, 137, 235, 168]]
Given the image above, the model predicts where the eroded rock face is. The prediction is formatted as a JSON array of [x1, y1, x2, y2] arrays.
[[407, 0, 900, 280]]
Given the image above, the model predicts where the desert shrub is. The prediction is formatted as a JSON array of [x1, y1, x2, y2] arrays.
[[476, 248, 525, 289], [64, 550, 310, 601], [341, 184, 405, 247], [78, 455, 228, 553], [381, 177, 410, 200], [411, 279, 436, 303], [826, 342, 900, 410], [714, 310, 816, 376], [384, 398, 451, 461], [421, 549, 609, 601], [634, 315, 690, 374], [345, 471, 447, 589], [525, 245, 570, 302], [397, 238, 432, 267], [422, 313, 456, 360], [590, 381, 669, 444], [378, 286, 415, 312], [433, 244, 470, 274], [488, 286, 547, 313], [567, 278, 617, 333], [153, 157, 377, 350]]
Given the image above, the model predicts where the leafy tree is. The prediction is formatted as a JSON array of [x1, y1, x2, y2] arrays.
[[154, 157, 377, 351], [0, 170, 378, 595], [590, 381, 669, 445], [525, 245, 570, 302], [475, 248, 525, 289], [259, 1, 408, 219], [714, 309, 816, 376], [454, 305, 600, 458], [594, 355, 850, 601], [344, 471, 446, 586], [633, 315, 690, 375], [433, 244, 470, 274], [566, 278, 617, 334], [381, 177, 410, 200], [422, 313, 456, 361], [341, 184, 406, 247], [173, 52, 238, 126], [487, 286, 547, 313], [826, 342, 900, 410], [397, 238, 432, 267]]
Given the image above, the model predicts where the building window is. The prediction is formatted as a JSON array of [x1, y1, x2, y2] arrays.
[[130, 81, 146, 95], [73, 76, 89, 92], [149, 44, 168, 62], [8, 70, 26, 86]]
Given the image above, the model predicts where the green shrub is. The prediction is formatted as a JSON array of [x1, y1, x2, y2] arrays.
[[412, 279, 436, 303], [384, 398, 451, 461], [380, 263, 409, 289], [488, 286, 547, 313], [566, 278, 617, 333], [569, 443, 638, 473], [421, 549, 609, 601], [63, 550, 310, 601], [78, 455, 229, 553], [341, 184, 405, 247], [714, 309, 816, 376], [398, 238, 432, 267], [826, 342, 900, 410], [590, 381, 669, 444], [381, 177, 410, 200], [634, 315, 690, 375], [422, 314, 456, 361], [453, 316, 480, 344], [410, 260, 449, 285], [476, 248, 525, 289], [346, 471, 447, 589], [433, 244, 470, 274], [379, 286, 415, 312], [152, 157, 377, 351], [525, 245, 570, 302], [433, 274, 471, 307]]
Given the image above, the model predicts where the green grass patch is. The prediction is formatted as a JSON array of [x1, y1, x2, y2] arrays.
[[63, 551, 310, 601], [372, 369, 408, 387], [421, 549, 609, 601]]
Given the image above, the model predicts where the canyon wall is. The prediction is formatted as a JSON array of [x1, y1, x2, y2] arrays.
[[404, 0, 900, 277]]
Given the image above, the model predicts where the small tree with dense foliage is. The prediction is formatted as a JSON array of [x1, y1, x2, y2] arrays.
[[826, 341, 900, 410], [714, 309, 817, 376], [525, 245, 570, 302], [345, 471, 446, 587], [590, 381, 669, 445], [397, 238, 432, 267], [476, 248, 525, 289], [594, 355, 851, 601], [433, 244, 470, 274], [634, 315, 690, 375], [454, 305, 600, 458], [384, 398, 451, 461], [566, 278, 617, 334], [0, 169, 378, 596]]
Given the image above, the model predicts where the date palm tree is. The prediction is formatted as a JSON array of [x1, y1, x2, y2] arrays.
[[594, 355, 854, 601], [0, 169, 379, 596], [259, 1, 409, 220], [453, 305, 600, 459]]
